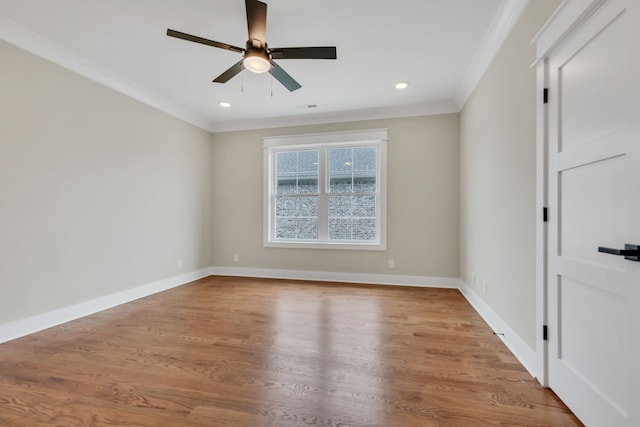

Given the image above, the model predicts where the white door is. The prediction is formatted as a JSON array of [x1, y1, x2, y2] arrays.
[[546, 0, 640, 425]]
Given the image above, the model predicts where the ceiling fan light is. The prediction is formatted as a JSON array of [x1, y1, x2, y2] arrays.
[[244, 49, 271, 74]]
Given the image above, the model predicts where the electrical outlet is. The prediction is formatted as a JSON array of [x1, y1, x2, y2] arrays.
[[388, 259, 395, 269], [233, 254, 239, 262], [177, 259, 183, 269]]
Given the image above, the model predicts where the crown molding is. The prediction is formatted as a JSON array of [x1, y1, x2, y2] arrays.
[[454, 0, 531, 109], [0, 16, 215, 132], [2, 0, 526, 135], [209, 100, 459, 133], [0, 17, 457, 134]]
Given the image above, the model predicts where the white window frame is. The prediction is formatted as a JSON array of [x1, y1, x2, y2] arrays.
[[263, 129, 387, 250]]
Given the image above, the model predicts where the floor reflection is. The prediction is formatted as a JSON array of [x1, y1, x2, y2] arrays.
[[262, 286, 386, 425]]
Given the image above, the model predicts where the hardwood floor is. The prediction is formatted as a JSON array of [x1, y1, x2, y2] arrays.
[[0, 276, 582, 426]]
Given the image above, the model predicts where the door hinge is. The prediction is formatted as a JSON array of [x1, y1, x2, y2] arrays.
[[543, 207, 548, 222], [543, 325, 548, 341], [543, 88, 549, 104]]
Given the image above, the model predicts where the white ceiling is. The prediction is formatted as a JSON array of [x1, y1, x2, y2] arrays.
[[0, 0, 527, 132]]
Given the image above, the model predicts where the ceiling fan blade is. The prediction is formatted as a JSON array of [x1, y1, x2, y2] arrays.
[[213, 60, 245, 83], [245, 0, 267, 48], [269, 61, 301, 92], [167, 29, 243, 54], [270, 47, 337, 60]]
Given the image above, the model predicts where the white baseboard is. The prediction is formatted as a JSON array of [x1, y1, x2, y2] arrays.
[[210, 266, 463, 289], [1, 266, 538, 382], [212, 267, 537, 377], [458, 281, 538, 378], [0, 267, 213, 345]]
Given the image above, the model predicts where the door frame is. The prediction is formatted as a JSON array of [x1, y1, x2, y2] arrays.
[[532, 0, 608, 387]]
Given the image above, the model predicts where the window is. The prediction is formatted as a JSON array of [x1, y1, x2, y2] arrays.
[[264, 129, 387, 250]]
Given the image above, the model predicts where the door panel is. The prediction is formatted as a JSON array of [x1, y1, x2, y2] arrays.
[[547, 0, 639, 425], [558, 275, 628, 411], [560, 9, 629, 151], [560, 154, 627, 266]]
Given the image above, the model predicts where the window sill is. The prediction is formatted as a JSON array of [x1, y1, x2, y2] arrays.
[[264, 240, 386, 251]]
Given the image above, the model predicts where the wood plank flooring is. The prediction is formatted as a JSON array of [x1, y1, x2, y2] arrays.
[[0, 276, 582, 426]]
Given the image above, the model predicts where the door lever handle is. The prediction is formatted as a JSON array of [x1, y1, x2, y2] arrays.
[[598, 244, 640, 262]]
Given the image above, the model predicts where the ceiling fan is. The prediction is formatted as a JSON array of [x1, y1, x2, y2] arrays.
[[167, 0, 337, 92]]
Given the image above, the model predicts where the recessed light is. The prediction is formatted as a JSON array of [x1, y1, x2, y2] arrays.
[[395, 82, 409, 90], [219, 101, 231, 108]]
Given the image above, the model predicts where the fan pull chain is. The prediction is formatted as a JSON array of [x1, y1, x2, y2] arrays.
[[270, 73, 273, 98]]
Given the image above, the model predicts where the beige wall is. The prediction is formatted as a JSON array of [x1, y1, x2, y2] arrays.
[[459, 0, 560, 349], [0, 40, 212, 325], [1, 1, 561, 350], [211, 114, 460, 278]]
